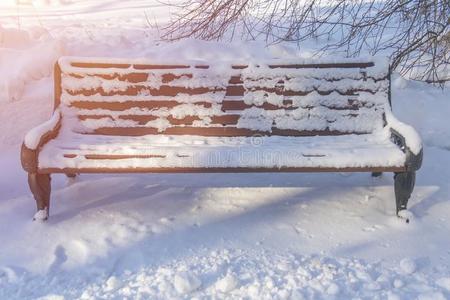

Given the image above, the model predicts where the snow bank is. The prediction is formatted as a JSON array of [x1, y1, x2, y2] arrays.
[[0, 32, 65, 102], [2, 248, 449, 299], [0, 25, 33, 49]]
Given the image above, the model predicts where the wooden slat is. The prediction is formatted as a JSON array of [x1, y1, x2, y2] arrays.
[[69, 61, 375, 71], [119, 115, 197, 125], [225, 85, 245, 96], [268, 62, 375, 69], [229, 76, 243, 84], [63, 154, 166, 159], [230, 62, 375, 69], [95, 73, 149, 83], [71, 62, 131, 69], [87, 154, 165, 159], [78, 114, 242, 126], [161, 73, 193, 83], [133, 64, 190, 70], [71, 99, 362, 112], [222, 99, 364, 111], [89, 127, 361, 137], [225, 85, 378, 97], [70, 62, 194, 69], [38, 165, 406, 174], [70, 100, 213, 110], [67, 72, 194, 84], [65, 85, 224, 97], [54, 63, 62, 109], [221, 100, 295, 111]]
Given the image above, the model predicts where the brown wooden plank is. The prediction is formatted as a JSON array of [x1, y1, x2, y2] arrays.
[[221, 99, 364, 111], [268, 62, 375, 69], [70, 100, 213, 110], [89, 126, 362, 137], [64, 154, 166, 159], [230, 62, 375, 69], [161, 73, 193, 83], [225, 85, 378, 97], [221, 100, 296, 111], [69, 62, 195, 70], [96, 72, 149, 83], [69, 61, 375, 70], [67, 72, 194, 84], [119, 115, 241, 126], [65, 85, 224, 97], [86, 154, 165, 159], [210, 115, 240, 125], [225, 85, 245, 96], [54, 63, 62, 109], [71, 99, 363, 112], [229, 76, 243, 84], [134, 64, 190, 70], [71, 62, 131, 69], [38, 165, 406, 174], [78, 114, 242, 126]]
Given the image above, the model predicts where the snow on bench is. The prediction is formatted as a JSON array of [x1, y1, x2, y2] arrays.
[[21, 56, 423, 221]]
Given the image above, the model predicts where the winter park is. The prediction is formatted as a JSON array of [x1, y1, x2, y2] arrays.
[[0, 0, 449, 299]]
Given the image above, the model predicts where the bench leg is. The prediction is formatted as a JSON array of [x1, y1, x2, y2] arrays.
[[372, 172, 382, 177], [28, 173, 51, 221], [394, 171, 415, 215]]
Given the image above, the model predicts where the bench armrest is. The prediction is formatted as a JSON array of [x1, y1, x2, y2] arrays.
[[21, 109, 61, 172], [385, 107, 423, 171]]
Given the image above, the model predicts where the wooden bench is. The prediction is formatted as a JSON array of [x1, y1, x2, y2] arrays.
[[21, 57, 423, 221]]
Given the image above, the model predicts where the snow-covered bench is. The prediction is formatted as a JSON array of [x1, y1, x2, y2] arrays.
[[21, 57, 423, 221]]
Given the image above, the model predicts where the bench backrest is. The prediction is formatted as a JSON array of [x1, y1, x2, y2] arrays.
[[56, 57, 390, 137]]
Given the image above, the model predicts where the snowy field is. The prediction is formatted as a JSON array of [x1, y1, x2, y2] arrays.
[[0, 1, 450, 299]]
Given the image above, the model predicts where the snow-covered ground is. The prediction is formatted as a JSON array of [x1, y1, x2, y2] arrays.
[[0, 1, 449, 299]]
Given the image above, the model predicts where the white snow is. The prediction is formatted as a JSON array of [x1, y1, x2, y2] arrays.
[[33, 208, 49, 221], [436, 277, 450, 291], [0, 1, 448, 299], [399, 258, 417, 275], [385, 107, 423, 155], [38, 131, 407, 169], [24, 109, 60, 149], [0, 36, 64, 102], [174, 272, 202, 294], [215, 273, 239, 293]]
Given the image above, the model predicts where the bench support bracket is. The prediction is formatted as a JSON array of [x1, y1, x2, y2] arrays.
[[28, 173, 51, 220], [394, 171, 415, 215]]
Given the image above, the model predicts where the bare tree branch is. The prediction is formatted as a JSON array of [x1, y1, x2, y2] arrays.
[[162, 0, 450, 84]]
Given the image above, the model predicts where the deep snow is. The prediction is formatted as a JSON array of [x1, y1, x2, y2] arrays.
[[0, 1, 449, 299]]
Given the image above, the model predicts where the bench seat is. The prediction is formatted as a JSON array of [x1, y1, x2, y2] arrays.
[[38, 129, 406, 172]]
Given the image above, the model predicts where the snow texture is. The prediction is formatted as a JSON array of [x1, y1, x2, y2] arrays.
[[385, 107, 423, 155], [24, 109, 60, 150], [0, 1, 447, 299], [38, 130, 406, 169]]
